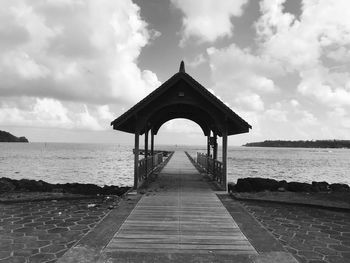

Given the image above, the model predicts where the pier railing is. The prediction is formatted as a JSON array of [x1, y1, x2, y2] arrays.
[[136, 152, 173, 186], [197, 152, 224, 185]]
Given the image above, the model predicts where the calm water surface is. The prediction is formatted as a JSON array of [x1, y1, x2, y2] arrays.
[[1, 143, 349, 186]]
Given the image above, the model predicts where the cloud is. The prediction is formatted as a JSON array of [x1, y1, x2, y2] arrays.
[[235, 93, 265, 112], [187, 54, 206, 68], [171, 0, 248, 44], [256, 0, 350, 107], [162, 119, 203, 135], [0, 97, 121, 131], [0, 0, 160, 106], [205, 0, 350, 141], [207, 44, 281, 112]]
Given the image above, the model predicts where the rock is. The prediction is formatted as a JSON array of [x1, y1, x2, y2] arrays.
[[15, 179, 45, 192], [287, 182, 313, 192], [250, 178, 279, 191], [329, 183, 350, 192], [227, 182, 236, 192], [235, 178, 254, 192], [235, 178, 280, 192], [0, 177, 130, 196], [312, 181, 329, 192], [277, 180, 288, 190], [0, 178, 16, 193]]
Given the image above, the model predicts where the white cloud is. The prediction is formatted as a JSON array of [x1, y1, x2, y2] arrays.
[[256, 0, 350, 107], [171, 0, 248, 44], [0, 98, 111, 131], [207, 44, 281, 112], [0, 0, 160, 105], [163, 119, 203, 134], [187, 54, 206, 68], [235, 93, 265, 112]]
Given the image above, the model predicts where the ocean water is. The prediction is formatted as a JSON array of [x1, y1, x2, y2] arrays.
[[1, 143, 350, 187]]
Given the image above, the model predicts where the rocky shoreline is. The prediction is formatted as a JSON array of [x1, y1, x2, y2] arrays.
[[0, 177, 130, 197], [229, 177, 350, 193]]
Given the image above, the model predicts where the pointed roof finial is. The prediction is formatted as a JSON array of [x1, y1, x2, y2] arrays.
[[179, 60, 185, 73]]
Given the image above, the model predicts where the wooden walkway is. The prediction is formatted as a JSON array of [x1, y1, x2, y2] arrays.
[[104, 152, 257, 255]]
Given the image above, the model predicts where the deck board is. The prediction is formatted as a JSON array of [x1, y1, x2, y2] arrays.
[[104, 152, 257, 255]]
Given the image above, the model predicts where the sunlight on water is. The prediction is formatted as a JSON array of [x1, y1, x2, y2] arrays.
[[1, 143, 350, 187]]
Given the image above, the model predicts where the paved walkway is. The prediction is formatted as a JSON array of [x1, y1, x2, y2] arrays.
[[0, 197, 114, 263], [241, 200, 350, 263], [104, 151, 257, 255]]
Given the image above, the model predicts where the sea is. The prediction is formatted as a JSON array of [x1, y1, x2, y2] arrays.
[[1, 143, 350, 187]]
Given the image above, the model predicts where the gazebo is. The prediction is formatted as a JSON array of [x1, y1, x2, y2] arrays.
[[111, 62, 251, 190]]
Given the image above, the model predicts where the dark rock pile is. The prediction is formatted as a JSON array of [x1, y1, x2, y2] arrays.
[[0, 177, 130, 196], [228, 177, 350, 193]]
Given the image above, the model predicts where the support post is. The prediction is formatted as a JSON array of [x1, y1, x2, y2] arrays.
[[151, 129, 154, 170], [213, 132, 218, 160], [134, 130, 140, 189], [144, 129, 149, 178], [222, 127, 228, 191], [207, 133, 211, 172]]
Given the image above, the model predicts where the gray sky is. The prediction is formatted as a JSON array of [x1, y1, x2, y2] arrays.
[[1, 0, 349, 145]]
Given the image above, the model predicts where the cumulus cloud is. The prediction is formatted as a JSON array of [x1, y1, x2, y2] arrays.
[[162, 119, 203, 134], [187, 54, 206, 68], [207, 44, 281, 112], [0, 97, 120, 131], [235, 93, 265, 112], [256, 0, 350, 107], [171, 0, 248, 44], [0, 0, 160, 131], [0, 0, 160, 105], [205, 0, 350, 142]]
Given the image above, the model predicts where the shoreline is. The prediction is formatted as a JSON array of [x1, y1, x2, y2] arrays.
[[0, 177, 131, 202], [228, 177, 350, 211]]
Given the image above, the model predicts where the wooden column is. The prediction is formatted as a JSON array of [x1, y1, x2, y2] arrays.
[[134, 130, 140, 189], [151, 129, 154, 170], [144, 129, 149, 178], [206, 136, 209, 156], [213, 132, 218, 160], [222, 127, 228, 191], [207, 133, 211, 172]]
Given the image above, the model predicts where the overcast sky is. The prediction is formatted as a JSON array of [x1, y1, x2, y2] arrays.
[[1, 0, 350, 146]]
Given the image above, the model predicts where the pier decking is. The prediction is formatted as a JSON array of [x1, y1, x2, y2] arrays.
[[103, 151, 257, 256], [58, 151, 298, 263]]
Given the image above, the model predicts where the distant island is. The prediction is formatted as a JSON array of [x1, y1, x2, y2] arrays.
[[243, 140, 350, 148], [0, 130, 28, 142]]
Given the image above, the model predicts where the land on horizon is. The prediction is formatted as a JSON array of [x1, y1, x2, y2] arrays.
[[0, 130, 28, 143], [243, 140, 350, 148]]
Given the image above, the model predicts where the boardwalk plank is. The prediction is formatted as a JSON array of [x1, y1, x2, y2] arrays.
[[104, 152, 257, 255]]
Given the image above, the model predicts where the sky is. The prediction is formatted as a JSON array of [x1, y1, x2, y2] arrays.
[[1, 0, 350, 146]]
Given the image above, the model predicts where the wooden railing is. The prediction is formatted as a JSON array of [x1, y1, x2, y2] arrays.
[[197, 152, 224, 185], [136, 152, 168, 185]]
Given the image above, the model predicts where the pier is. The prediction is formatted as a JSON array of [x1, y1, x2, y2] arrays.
[[58, 151, 298, 263], [104, 152, 257, 256]]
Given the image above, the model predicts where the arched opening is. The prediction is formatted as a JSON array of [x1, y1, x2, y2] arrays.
[[156, 118, 207, 147]]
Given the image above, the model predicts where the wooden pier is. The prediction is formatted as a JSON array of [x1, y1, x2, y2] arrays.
[[103, 151, 257, 257]]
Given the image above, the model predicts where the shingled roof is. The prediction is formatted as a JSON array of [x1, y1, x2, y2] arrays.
[[111, 62, 251, 136]]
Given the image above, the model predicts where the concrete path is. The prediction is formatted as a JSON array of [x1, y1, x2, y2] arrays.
[[104, 151, 257, 255]]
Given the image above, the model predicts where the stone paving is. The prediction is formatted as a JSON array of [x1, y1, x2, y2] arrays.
[[0, 197, 115, 263], [240, 201, 350, 263]]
